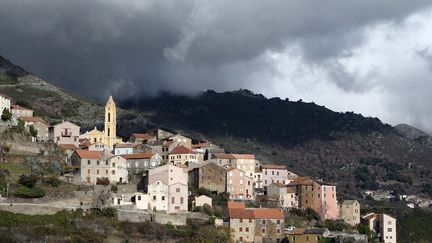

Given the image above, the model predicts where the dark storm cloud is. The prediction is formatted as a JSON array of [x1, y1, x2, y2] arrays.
[[0, 0, 431, 100]]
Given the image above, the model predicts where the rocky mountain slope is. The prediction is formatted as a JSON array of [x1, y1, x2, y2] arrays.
[[1, 54, 432, 198]]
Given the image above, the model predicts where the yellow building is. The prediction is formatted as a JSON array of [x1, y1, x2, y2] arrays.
[[80, 96, 122, 150]]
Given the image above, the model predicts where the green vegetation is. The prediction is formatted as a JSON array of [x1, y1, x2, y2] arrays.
[[0, 72, 17, 84], [29, 125, 37, 137], [43, 176, 60, 188], [362, 201, 432, 243], [17, 118, 25, 132], [18, 174, 37, 188], [0, 209, 231, 242], [1, 109, 12, 121], [14, 186, 45, 198], [110, 184, 118, 193]]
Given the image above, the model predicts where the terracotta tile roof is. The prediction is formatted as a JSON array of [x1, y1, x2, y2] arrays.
[[288, 176, 316, 186], [121, 153, 154, 159], [115, 143, 139, 148], [170, 145, 195, 155], [252, 208, 284, 219], [212, 153, 234, 159], [230, 154, 255, 160], [74, 150, 103, 159], [272, 182, 286, 188], [11, 104, 33, 111], [228, 201, 284, 219], [262, 164, 287, 170], [57, 144, 78, 150], [21, 116, 46, 124], [289, 228, 305, 235], [228, 201, 245, 209], [131, 133, 154, 139]]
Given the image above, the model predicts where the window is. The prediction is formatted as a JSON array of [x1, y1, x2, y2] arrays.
[[388, 228, 392, 232], [277, 220, 280, 224], [106, 170, 108, 174], [240, 219, 243, 223], [388, 221, 392, 225], [276, 228, 281, 234], [97, 160, 100, 165], [180, 197, 184, 204], [239, 227, 243, 232], [249, 219, 252, 223], [138, 196, 141, 200], [261, 228, 266, 234], [112, 170, 115, 175], [171, 197, 175, 203], [87, 160, 91, 165], [87, 169, 90, 174], [162, 196, 165, 201], [112, 163, 116, 167], [176, 188, 180, 192], [97, 170, 99, 175], [153, 196, 156, 200], [106, 161, 108, 166], [262, 220, 266, 225], [277, 171, 279, 176], [245, 227, 249, 232]]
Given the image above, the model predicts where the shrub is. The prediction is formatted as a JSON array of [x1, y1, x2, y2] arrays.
[[1, 109, 12, 121], [14, 186, 45, 198], [18, 174, 38, 188], [111, 184, 118, 193], [44, 176, 60, 187], [29, 125, 38, 137]]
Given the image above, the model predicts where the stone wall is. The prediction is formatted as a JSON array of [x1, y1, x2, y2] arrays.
[[0, 203, 76, 215]]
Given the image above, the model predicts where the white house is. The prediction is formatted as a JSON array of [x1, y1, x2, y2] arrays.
[[0, 93, 11, 115]]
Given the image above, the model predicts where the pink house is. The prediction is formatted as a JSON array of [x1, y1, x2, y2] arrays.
[[49, 121, 81, 147], [226, 167, 254, 200]]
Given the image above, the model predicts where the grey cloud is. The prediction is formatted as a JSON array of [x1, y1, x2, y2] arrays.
[[0, 0, 431, 101]]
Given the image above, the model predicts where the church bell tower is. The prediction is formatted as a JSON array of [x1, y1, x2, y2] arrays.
[[104, 95, 117, 149]]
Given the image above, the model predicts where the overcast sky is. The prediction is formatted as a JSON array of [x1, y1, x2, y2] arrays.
[[1, 1, 432, 131]]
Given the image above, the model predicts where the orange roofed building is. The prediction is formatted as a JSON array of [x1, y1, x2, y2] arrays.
[[227, 201, 285, 243], [287, 177, 339, 220]]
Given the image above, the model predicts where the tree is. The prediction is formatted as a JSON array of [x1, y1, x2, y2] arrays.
[[1, 109, 11, 121], [18, 174, 38, 188], [29, 125, 38, 137], [17, 118, 25, 132]]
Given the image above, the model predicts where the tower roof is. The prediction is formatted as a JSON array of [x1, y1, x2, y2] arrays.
[[106, 95, 116, 106]]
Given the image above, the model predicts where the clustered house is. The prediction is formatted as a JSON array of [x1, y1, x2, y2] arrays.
[[1, 91, 369, 233], [286, 176, 339, 220], [362, 213, 396, 243], [227, 201, 285, 243]]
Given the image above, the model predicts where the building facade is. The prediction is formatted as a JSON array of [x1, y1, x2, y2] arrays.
[[11, 104, 33, 117], [226, 167, 254, 200], [267, 183, 298, 208], [0, 93, 11, 115], [21, 116, 49, 141], [49, 121, 80, 147], [168, 145, 199, 166], [340, 200, 360, 226], [188, 162, 226, 193], [261, 164, 290, 188], [362, 213, 396, 243], [147, 164, 188, 214]]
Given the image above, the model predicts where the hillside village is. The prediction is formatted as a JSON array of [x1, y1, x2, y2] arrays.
[[0, 93, 424, 243]]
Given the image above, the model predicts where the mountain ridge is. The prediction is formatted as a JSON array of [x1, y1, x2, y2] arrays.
[[1, 54, 432, 198]]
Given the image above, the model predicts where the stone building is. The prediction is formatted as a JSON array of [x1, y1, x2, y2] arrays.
[[287, 177, 339, 220], [267, 183, 298, 208], [11, 104, 33, 117], [122, 153, 162, 174], [227, 201, 285, 243], [261, 164, 290, 188], [188, 162, 226, 193], [340, 200, 360, 226], [21, 116, 49, 141], [70, 150, 128, 184]]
